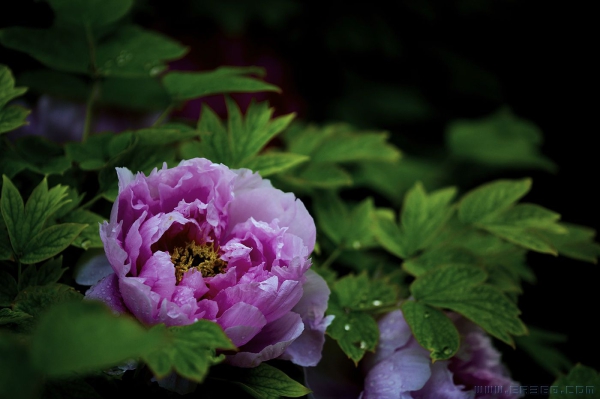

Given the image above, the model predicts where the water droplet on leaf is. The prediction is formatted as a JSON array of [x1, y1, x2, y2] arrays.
[[344, 324, 351, 331]]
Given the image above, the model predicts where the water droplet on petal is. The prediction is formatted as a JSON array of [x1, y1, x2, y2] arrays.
[[344, 324, 351, 331]]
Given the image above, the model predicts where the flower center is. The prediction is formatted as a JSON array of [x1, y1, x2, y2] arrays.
[[171, 241, 227, 283]]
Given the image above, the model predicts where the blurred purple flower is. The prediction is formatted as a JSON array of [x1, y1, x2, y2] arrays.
[[13, 95, 158, 143], [86, 158, 332, 367], [359, 310, 521, 399]]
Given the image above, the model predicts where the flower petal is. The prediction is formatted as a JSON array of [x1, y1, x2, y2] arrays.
[[85, 273, 127, 314]]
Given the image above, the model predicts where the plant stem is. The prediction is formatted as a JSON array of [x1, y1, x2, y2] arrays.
[[152, 104, 174, 127], [80, 193, 103, 210], [82, 81, 100, 142], [320, 245, 344, 269], [17, 259, 22, 290]]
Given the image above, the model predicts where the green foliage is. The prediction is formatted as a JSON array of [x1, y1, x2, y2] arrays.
[[0, 307, 33, 325], [550, 364, 600, 399], [181, 99, 295, 171], [0, 64, 30, 134], [374, 183, 456, 258], [0, 270, 18, 306], [163, 67, 280, 101], [61, 209, 105, 249], [447, 108, 556, 171], [410, 264, 527, 345], [0, 332, 43, 399], [48, 0, 134, 28], [31, 301, 164, 377], [515, 327, 572, 376], [537, 223, 600, 263], [0, 136, 71, 178], [242, 152, 309, 177], [326, 272, 398, 363], [142, 321, 236, 383], [401, 301, 460, 360], [314, 193, 378, 250], [230, 363, 312, 399]]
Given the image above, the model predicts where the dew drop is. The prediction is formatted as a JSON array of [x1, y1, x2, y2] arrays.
[[443, 347, 453, 355], [359, 341, 367, 349], [352, 241, 361, 249], [149, 66, 162, 76], [424, 311, 430, 318], [344, 324, 351, 331]]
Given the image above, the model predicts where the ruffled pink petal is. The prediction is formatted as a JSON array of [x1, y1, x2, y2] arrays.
[[119, 277, 160, 325], [217, 302, 267, 347], [413, 361, 472, 399], [227, 312, 304, 367], [138, 251, 176, 299], [85, 273, 127, 314]]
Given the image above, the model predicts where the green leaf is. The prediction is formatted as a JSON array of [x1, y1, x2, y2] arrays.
[[231, 363, 311, 399], [410, 264, 527, 345], [458, 178, 532, 224], [481, 225, 557, 255], [1, 175, 25, 254], [0, 215, 11, 260], [0, 270, 18, 306], [401, 301, 460, 360], [550, 364, 600, 399], [446, 108, 556, 172], [23, 178, 70, 243], [95, 26, 187, 78], [0, 27, 89, 74], [0, 308, 33, 326], [61, 209, 105, 249], [0, 64, 28, 109], [142, 320, 236, 382], [537, 223, 600, 264], [31, 301, 165, 377], [65, 133, 113, 170], [333, 272, 397, 312], [13, 284, 83, 318], [48, 0, 134, 28], [402, 246, 479, 277], [314, 194, 377, 249], [242, 152, 309, 177], [0, 105, 30, 134], [326, 301, 379, 364], [163, 67, 280, 101], [21, 223, 87, 264], [0, 332, 43, 399], [13, 136, 71, 176], [294, 163, 353, 189], [34, 256, 68, 286], [373, 210, 405, 258], [17, 70, 89, 100], [515, 327, 572, 376], [310, 130, 400, 164]]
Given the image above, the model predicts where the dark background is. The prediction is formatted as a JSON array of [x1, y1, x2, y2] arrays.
[[2, 0, 597, 396]]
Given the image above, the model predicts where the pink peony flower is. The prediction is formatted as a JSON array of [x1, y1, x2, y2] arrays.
[[359, 310, 522, 399], [86, 158, 332, 367]]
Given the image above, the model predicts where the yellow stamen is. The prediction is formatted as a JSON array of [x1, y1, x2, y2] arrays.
[[171, 241, 227, 283]]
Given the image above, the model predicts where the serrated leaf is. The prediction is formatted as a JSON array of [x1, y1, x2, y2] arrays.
[[294, 163, 352, 188], [23, 178, 70, 245], [401, 301, 460, 360], [373, 211, 405, 258], [515, 327, 572, 376], [13, 136, 71, 176], [537, 223, 600, 263], [481, 225, 557, 255], [326, 301, 379, 364], [31, 301, 165, 377], [243, 152, 309, 177], [0, 308, 33, 326], [0, 64, 28, 109], [402, 246, 479, 276], [142, 321, 236, 383], [1, 175, 25, 254], [100, 77, 171, 110], [65, 133, 113, 170], [95, 26, 187, 78], [0, 27, 89, 74], [0, 214, 13, 260], [310, 131, 400, 164], [333, 272, 397, 312], [550, 364, 600, 399], [61, 209, 105, 249], [21, 223, 87, 264], [13, 284, 83, 318], [35, 257, 67, 286], [0, 270, 18, 306], [458, 178, 531, 224], [48, 0, 133, 28], [163, 67, 280, 101], [446, 108, 556, 172], [232, 363, 311, 399], [0, 105, 30, 134], [410, 264, 527, 345]]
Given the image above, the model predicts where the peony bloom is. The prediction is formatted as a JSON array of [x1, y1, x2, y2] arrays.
[[360, 310, 521, 399], [85, 158, 332, 367]]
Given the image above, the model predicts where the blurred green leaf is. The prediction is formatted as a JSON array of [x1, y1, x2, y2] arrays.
[[447, 108, 556, 172], [401, 301, 460, 360], [0, 106, 30, 134], [231, 363, 311, 399], [95, 26, 187, 78], [13, 136, 71, 176], [61, 209, 104, 249], [410, 264, 527, 345], [142, 321, 235, 382], [164, 67, 280, 101], [333, 272, 397, 312], [550, 364, 600, 399], [515, 327, 572, 376], [537, 223, 600, 264], [0, 64, 28, 109], [1, 175, 24, 255], [458, 178, 531, 224], [0, 308, 32, 326], [48, 0, 133, 28], [21, 223, 87, 264], [0, 332, 43, 399], [0, 270, 18, 306], [31, 301, 165, 377]]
